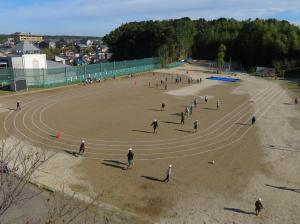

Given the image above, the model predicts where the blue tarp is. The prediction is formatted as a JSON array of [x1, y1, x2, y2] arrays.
[[207, 76, 240, 82]]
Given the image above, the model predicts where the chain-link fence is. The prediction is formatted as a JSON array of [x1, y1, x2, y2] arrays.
[[0, 57, 171, 89]]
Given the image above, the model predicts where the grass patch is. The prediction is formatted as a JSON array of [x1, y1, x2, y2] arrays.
[[0, 89, 13, 96], [69, 183, 89, 193]]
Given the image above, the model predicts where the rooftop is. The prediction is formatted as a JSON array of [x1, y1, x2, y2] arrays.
[[13, 32, 42, 36], [13, 41, 40, 54]]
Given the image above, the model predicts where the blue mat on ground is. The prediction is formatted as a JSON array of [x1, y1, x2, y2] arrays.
[[207, 76, 240, 82]]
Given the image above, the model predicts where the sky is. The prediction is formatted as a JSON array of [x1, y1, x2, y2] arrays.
[[0, 0, 300, 36]]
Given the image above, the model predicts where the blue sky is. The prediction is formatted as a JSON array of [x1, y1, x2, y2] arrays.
[[0, 0, 300, 36]]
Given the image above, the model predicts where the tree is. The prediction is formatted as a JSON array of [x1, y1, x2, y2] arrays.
[[0, 137, 49, 219], [217, 44, 226, 71], [104, 17, 300, 76], [0, 137, 106, 223]]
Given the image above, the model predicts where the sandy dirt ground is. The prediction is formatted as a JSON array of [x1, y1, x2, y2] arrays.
[[0, 63, 299, 223]]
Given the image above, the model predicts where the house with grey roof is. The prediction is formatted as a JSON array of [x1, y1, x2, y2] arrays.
[[13, 41, 41, 55]]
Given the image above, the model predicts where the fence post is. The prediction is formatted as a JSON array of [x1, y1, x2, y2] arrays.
[[99, 62, 101, 76], [43, 68, 45, 88], [113, 61, 116, 76], [65, 66, 68, 85], [84, 64, 87, 79]]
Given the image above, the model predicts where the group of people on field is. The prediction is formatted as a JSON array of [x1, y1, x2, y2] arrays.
[[78, 142, 172, 182], [12, 72, 298, 217]]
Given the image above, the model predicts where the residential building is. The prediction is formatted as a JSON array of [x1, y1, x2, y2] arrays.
[[65, 50, 75, 58], [13, 32, 43, 43], [49, 41, 56, 48], [54, 56, 67, 65], [13, 41, 41, 55], [75, 44, 88, 53], [86, 40, 93, 47]]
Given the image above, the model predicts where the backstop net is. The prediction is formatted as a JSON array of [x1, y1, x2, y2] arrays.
[[0, 57, 172, 89]]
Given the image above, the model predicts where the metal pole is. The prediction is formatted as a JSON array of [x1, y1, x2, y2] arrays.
[[113, 61, 116, 76], [65, 66, 68, 84], [43, 68, 45, 88]]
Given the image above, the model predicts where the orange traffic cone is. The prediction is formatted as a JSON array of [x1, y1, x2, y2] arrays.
[[56, 131, 61, 140]]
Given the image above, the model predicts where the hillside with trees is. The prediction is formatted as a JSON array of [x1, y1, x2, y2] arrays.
[[104, 18, 300, 74]]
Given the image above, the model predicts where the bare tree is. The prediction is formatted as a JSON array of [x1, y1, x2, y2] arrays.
[[0, 137, 50, 219], [44, 189, 104, 224], [0, 137, 111, 224]]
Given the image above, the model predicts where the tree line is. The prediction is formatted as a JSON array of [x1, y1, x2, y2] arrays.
[[104, 17, 300, 73]]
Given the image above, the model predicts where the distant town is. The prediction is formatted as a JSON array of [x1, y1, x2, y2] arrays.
[[0, 32, 112, 70]]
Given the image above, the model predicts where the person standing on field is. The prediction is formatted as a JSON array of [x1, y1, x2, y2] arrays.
[[251, 116, 256, 125], [185, 107, 189, 116], [255, 198, 263, 216], [193, 120, 198, 132], [181, 112, 185, 125], [78, 140, 86, 154], [151, 119, 159, 133], [193, 98, 197, 107], [164, 164, 172, 183], [16, 101, 21, 111], [161, 102, 166, 111], [126, 148, 134, 170], [217, 99, 220, 109], [204, 95, 208, 104]]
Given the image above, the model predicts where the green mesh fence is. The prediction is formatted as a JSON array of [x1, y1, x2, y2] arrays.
[[0, 57, 181, 89]]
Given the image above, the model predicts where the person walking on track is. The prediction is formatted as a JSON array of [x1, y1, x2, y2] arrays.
[[185, 107, 189, 116], [16, 101, 21, 111], [251, 116, 256, 125], [181, 112, 185, 125], [190, 104, 193, 115], [193, 120, 198, 132], [204, 95, 208, 104], [78, 140, 86, 154], [193, 98, 197, 107], [295, 96, 299, 104], [126, 148, 134, 170], [161, 102, 166, 111], [217, 99, 220, 109], [151, 119, 159, 133], [255, 198, 263, 216], [164, 164, 172, 183]]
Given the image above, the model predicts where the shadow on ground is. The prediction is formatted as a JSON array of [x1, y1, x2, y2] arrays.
[[235, 122, 250, 126], [64, 150, 78, 157], [175, 129, 193, 133], [141, 175, 164, 182], [132, 129, 153, 134], [103, 160, 127, 165], [264, 144, 300, 153], [170, 113, 181, 116], [266, 184, 300, 193], [149, 108, 162, 111], [202, 107, 217, 110], [162, 121, 180, 125], [224, 207, 255, 215], [102, 162, 125, 170]]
